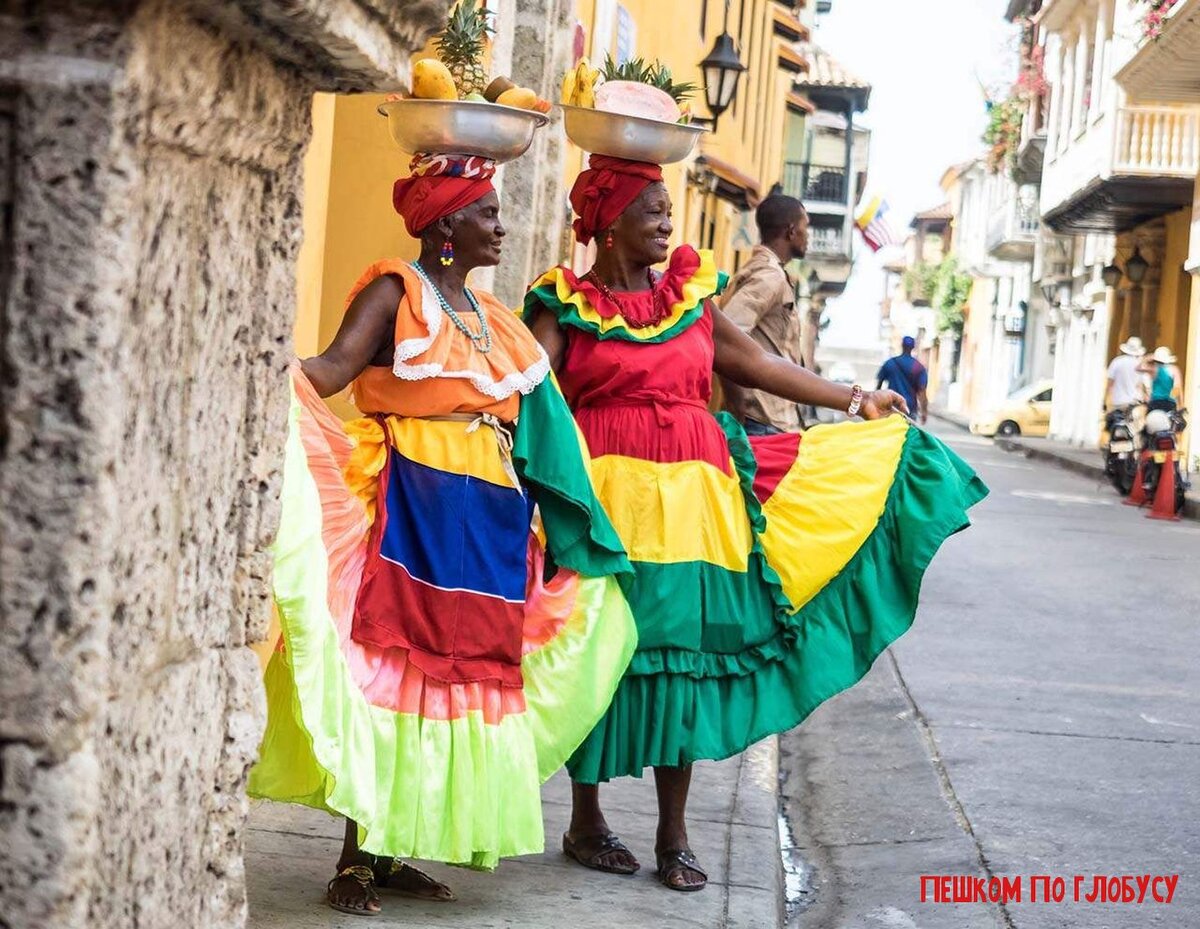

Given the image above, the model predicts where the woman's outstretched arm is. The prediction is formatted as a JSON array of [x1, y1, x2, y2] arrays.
[[711, 303, 909, 420]]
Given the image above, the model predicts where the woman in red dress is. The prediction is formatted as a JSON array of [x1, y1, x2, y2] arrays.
[[523, 156, 986, 891]]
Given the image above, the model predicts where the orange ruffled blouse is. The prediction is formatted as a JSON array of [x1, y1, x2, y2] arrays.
[[350, 260, 549, 422]]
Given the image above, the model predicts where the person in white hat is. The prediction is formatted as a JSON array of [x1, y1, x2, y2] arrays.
[[1106, 336, 1146, 410], [1140, 345, 1182, 412]]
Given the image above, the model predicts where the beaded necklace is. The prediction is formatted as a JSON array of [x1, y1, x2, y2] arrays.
[[412, 261, 492, 354], [585, 268, 669, 327]]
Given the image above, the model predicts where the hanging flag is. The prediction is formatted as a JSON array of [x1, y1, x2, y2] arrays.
[[854, 195, 900, 252]]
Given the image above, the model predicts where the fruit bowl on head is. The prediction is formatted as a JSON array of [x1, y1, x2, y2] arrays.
[[377, 98, 550, 162], [560, 105, 706, 165]]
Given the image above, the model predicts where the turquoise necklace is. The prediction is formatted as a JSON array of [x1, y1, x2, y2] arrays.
[[412, 261, 492, 354]]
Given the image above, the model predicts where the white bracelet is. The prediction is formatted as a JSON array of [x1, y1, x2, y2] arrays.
[[847, 384, 864, 417]]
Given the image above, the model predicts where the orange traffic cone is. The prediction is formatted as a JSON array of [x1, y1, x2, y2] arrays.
[[1147, 450, 1182, 522], [1124, 450, 1151, 507]]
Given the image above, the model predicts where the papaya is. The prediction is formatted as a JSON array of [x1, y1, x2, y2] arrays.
[[595, 81, 680, 122]]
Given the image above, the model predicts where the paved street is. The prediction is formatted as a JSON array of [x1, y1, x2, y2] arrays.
[[781, 421, 1200, 929]]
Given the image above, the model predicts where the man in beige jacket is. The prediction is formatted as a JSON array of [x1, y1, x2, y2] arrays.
[[719, 194, 809, 434]]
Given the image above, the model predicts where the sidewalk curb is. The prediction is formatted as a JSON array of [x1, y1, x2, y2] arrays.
[[728, 736, 786, 928], [995, 435, 1200, 522]]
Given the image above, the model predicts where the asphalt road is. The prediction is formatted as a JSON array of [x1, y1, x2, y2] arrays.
[[780, 421, 1200, 929]]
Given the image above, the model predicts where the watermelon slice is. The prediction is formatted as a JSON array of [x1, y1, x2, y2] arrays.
[[595, 80, 681, 123]]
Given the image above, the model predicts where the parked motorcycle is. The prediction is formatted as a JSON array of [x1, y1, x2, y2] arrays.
[[1103, 406, 1141, 495], [1140, 407, 1190, 515]]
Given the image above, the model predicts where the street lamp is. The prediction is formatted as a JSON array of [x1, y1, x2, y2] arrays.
[[1124, 246, 1149, 285], [699, 1, 746, 130], [1101, 262, 1122, 289]]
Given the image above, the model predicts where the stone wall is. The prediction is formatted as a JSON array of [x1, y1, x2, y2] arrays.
[[490, 0, 575, 306], [0, 2, 445, 927]]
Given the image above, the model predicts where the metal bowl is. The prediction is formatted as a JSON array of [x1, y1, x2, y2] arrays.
[[376, 99, 549, 162], [560, 105, 707, 164]]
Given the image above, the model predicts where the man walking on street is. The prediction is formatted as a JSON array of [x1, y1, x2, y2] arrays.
[[877, 336, 928, 424], [719, 194, 808, 435]]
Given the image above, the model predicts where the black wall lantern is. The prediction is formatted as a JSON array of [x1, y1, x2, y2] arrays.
[[1124, 246, 1149, 285], [700, 1, 747, 130], [1101, 262, 1122, 288]]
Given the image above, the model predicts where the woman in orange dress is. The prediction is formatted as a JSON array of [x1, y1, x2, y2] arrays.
[[250, 154, 637, 915]]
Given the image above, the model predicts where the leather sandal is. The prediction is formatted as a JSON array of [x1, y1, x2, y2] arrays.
[[655, 848, 708, 892], [327, 864, 381, 916], [562, 831, 641, 874], [374, 860, 455, 902]]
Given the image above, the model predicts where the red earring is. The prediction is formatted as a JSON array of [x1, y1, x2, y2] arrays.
[[440, 239, 454, 266], [604, 230, 614, 249]]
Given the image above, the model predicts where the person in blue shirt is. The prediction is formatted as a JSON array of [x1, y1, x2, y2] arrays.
[[877, 336, 928, 424]]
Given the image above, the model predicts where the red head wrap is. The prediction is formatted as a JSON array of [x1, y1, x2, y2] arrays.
[[392, 153, 497, 237], [569, 155, 664, 245]]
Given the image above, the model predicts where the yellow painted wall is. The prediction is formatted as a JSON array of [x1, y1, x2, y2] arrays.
[[293, 92, 424, 417], [1155, 208, 1192, 377], [1186, 176, 1200, 470]]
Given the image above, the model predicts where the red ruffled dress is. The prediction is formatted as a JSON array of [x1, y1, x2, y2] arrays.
[[524, 246, 987, 784]]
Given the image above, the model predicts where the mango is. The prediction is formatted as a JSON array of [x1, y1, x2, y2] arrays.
[[496, 86, 538, 110], [412, 59, 457, 100]]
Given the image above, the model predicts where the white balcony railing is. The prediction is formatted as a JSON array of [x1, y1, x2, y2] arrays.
[[807, 225, 848, 257], [1042, 105, 1200, 217], [985, 193, 1039, 259], [1112, 106, 1200, 174]]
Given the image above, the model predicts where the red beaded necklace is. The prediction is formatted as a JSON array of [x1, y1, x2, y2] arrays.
[[585, 268, 670, 328]]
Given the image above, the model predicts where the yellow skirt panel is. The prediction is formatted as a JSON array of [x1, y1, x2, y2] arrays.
[[590, 454, 751, 571], [761, 416, 908, 609]]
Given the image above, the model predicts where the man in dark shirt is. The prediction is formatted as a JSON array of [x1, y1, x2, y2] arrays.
[[877, 336, 928, 424]]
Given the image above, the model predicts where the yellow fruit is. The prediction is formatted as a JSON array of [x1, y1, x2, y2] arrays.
[[411, 58, 458, 100], [561, 68, 577, 105], [571, 58, 600, 107], [496, 86, 538, 109], [576, 78, 595, 108]]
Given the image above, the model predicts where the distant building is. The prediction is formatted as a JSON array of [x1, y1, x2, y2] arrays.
[[790, 45, 872, 370]]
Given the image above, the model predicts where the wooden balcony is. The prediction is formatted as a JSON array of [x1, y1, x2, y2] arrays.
[[1041, 105, 1200, 234], [1117, 0, 1200, 104], [782, 161, 848, 211]]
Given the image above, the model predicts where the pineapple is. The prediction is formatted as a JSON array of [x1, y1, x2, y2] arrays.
[[436, 0, 493, 98]]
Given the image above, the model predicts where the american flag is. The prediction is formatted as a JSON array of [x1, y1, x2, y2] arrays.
[[854, 195, 900, 252]]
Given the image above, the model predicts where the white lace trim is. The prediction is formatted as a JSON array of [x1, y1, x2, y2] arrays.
[[391, 272, 551, 400]]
